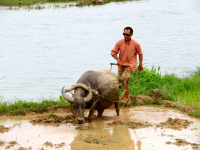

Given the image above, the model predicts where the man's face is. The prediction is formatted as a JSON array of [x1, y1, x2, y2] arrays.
[[123, 29, 133, 41]]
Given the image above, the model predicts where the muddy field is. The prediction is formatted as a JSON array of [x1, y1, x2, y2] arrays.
[[0, 105, 200, 150]]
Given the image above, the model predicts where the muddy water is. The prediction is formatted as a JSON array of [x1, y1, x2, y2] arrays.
[[0, 106, 200, 150]]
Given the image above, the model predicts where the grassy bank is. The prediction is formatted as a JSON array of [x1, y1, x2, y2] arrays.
[[0, 0, 127, 6], [0, 96, 70, 115], [126, 66, 200, 113], [0, 66, 199, 117]]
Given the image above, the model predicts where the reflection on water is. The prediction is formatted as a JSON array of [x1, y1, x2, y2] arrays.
[[0, 106, 200, 149], [0, 0, 200, 101]]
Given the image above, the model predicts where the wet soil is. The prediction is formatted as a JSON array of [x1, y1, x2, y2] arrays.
[[84, 136, 119, 145], [1, 106, 200, 150], [30, 114, 73, 124], [109, 120, 153, 129], [4, 141, 18, 149], [156, 117, 193, 130], [0, 125, 11, 133], [166, 139, 200, 149], [133, 89, 197, 114]]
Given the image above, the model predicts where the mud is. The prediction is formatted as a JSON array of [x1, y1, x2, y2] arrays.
[[4, 141, 18, 149], [43, 142, 65, 149], [156, 117, 193, 130], [1, 106, 200, 150], [0, 125, 11, 133], [17, 147, 32, 150], [165, 139, 200, 149], [30, 115, 73, 124], [174, 139, 191, 146], [84, 136, 118, 145], [109, 120, 153, 129], [132, 89, 197, 115], [0, 141, 5, 146]]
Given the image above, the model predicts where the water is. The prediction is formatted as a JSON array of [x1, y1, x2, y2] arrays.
[[0, 0, 200, 101]]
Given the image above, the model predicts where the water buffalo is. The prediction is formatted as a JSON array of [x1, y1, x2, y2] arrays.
[[61, 70, 120, 124]]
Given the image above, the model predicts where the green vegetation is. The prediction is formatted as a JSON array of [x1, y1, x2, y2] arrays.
[[123, 66, 200, 110], [0, 0, 129, 6], [0, 0, 74, 6], [0, 96, 70, 115], [48, 113, 55, 117]]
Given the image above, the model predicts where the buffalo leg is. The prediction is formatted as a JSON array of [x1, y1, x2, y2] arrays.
[[88, 104, 97, 122], [114, 102, 120, 116], [97, 109, 104, 117]]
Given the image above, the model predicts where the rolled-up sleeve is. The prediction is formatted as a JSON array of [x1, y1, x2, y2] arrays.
[[136, 43, 143, 55], [111, 41, 120, 56]]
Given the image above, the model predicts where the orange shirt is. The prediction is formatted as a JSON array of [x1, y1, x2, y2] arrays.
[[111, 39, 143, 72]]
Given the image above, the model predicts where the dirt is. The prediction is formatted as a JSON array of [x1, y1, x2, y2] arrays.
[[0, 141, 5, 146], [44, 142, 65, 148], [1, 107, 71, 117], [156, 117, 193, 130], [44, 142, 53, 147], [166, 141, 171, 144], [84, 136, 118, 145], [109, 120, 153, 129], [0, 125, 11, 133], [76, 126, 97, 130], [17, 147, 32, 150], [131, 89, 197, 115], [174, 139, 191, 146], [165, 139, 200, 149], [4, 141, 18, 149], [30, 115, 74, 124]]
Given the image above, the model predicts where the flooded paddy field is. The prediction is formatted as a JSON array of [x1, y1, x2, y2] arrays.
[[1, 105, 200, 150]]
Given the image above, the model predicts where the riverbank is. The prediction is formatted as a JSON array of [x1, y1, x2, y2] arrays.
[[1, 66, 199, 117], [127, 66, 200, 117], [0, 0, 127, 6]]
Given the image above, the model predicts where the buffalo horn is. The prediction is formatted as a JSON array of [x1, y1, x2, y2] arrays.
[[84, 87, 93, 102], [65, 83, 99, 95], [61, 86, 74, 103]]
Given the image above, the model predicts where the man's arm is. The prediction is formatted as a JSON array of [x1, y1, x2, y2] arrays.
[[138, 54, 143, 71], [112, 54, 122, 66]]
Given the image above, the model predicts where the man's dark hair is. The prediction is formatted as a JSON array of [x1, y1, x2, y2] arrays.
[[124, 27, 133, 34]]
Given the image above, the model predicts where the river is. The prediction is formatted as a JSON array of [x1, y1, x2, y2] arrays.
[[0, 0, 200, 101]]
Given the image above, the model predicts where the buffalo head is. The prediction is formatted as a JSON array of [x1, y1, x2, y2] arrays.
[[61, 85, 93, 124]]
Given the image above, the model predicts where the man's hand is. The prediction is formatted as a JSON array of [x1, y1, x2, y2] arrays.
[[138, 64, 143, 71], [138, 54, 143, 71], [117, 60, 122, 66]]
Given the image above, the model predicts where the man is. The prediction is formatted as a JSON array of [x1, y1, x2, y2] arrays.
[[111, 27, 143, 104]]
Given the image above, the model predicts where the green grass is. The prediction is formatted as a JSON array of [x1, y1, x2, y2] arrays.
[[48, 113, 55, 117], [0, 96, 70, 115], [0, 0, 129, 6], [123, 66, 200, 109]]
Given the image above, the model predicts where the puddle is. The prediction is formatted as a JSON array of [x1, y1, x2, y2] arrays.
[[0, 105, 200, 150]]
